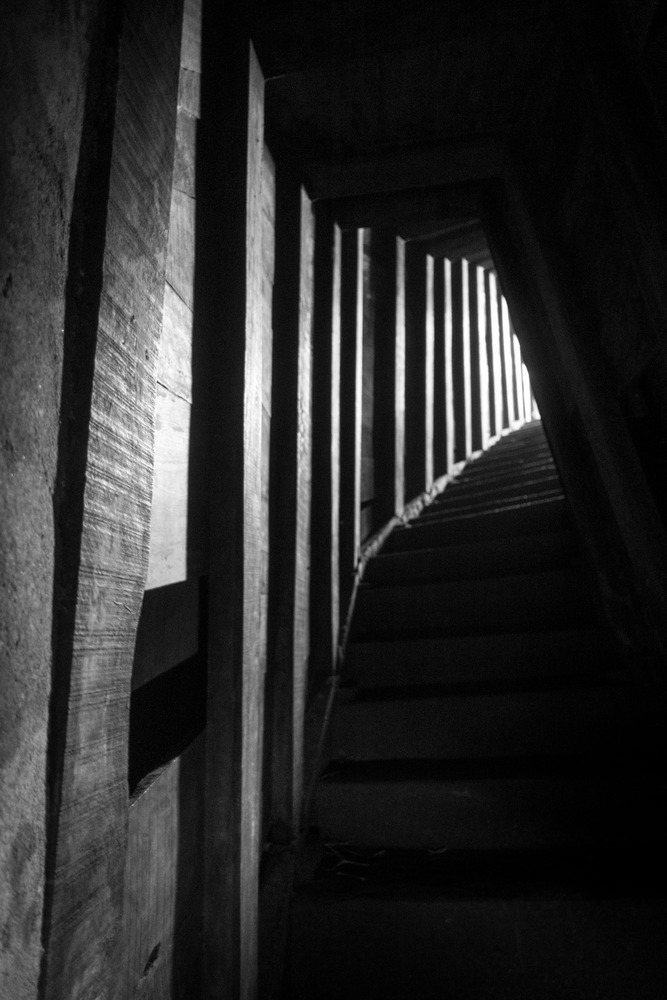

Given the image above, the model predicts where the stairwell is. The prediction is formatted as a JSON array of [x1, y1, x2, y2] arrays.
[[285, 420, 667, 999]]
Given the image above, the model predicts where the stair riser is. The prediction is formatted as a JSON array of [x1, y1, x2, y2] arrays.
[[466, 442, 553, 468], [365, 531, 577, 585], [293, 423, 666, 1000], [456, 459, 557, 487], [353, 569, 595, 636], [384, 498, 571, 552], [328, 687, 643, 761], [427, 475, 563, 512], [343, 629, 616, 688], [417, 487, 564, 522], [289, 895, 667, 1000], [315, 775, 662, 851]]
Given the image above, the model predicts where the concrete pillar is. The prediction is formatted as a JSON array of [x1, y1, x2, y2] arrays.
[[371, 230, 406, 523], [201, 29, 268, 999], [339, 228, 364, 618], [39, 4, 183, 998], [310, 207, 342, 682], [265, 171, 314, 843]]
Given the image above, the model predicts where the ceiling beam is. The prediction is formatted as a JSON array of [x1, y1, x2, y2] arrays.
[[265, 25, 549, 164], [399, 218, 482, 242], [252, 0, 549, 79], [324, 183, 483, 229], [305, 136, 503, 202], [414, 227, 489, 259]]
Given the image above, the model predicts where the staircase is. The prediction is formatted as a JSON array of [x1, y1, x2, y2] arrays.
[[285, 421, 667, 999]]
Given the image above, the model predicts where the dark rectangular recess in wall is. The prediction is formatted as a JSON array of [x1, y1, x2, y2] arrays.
[[128, 577, 208, 795], [620, 368, 667, 529], [360, 229, 376, 541], [128, 654, 207, 795], [132, 576, 201, 690]]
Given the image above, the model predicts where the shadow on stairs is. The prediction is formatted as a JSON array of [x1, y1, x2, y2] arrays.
[[283, 420, 667, 1000]]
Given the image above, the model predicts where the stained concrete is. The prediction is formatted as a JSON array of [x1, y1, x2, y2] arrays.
[[0, 3, 99, 995]]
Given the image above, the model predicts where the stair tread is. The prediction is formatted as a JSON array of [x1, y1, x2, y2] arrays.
[[320, 751, 665, 782], [316, 788, 667, 851], [358, 564, 590, 596], [340, 671, 623, 700], [352, 566, 598, 637], [364, 555, 579, 585], [366, 532, 579, 586], [344, 626, 619, 688], [415, 487, 566, 522], [456, 458, 557, 482], [329, 683, 659, 760], [401, 493, 566, 526], [291, 422, 666, 999], [315, 754, 667, 850], [288, 894, 667, 1000], [385, 495, 572, 552], [298, 845, 667, 900], [429, 473, 563, 505], [461, 446, 554, 469]]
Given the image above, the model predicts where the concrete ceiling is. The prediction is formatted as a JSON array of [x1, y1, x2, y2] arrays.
[[252, 0, 557, 263]]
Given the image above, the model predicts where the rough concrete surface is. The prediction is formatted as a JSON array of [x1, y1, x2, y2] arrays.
[[0, 3, 95, 996]]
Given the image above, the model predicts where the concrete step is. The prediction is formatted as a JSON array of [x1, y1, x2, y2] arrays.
[[297, 842, 667, 897], [417, 485, 565, 522], [448, 451, 556, 487], [497, 419, 545, 437], [315, 756, 667, 850], [427, 473, 563, 514], [352, 566, 596, 639], [450, 460, 558, 493], [366, 530, 578, 586], [441, 473, 561, 508], [342, 627, 619, 689], [456, 457, 557, 486], [384, 496, 572, 553], [470, 438, 553, 464], [327, 682, 655, 761], [459, 443, 554, 472], [288, 856, 667, 999], [485, 423, 548, 443]]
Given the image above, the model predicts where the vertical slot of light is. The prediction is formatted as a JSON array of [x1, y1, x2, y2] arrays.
[[452, 258, 472, 462], [499, 293, 516, 427], [425, 255, 435, 488], [432, 257, 447, 478], [395, 238, 406, 510], [468, 262, 482, 452], [477, 266, 491, 449], [339, 227, 364, 615], [512, 330, 525, 423], [444, 258, 455, 472], [330, 224, 342, 664], [522, 363, 533, 421], [486, 270, 503, 437], [360, 228, 375, 542], [371, 231, 406, 521]]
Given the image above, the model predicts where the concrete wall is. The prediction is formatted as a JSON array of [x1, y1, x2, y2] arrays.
[[490, 14, 667, 666], [0, 3, 101, 995]]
